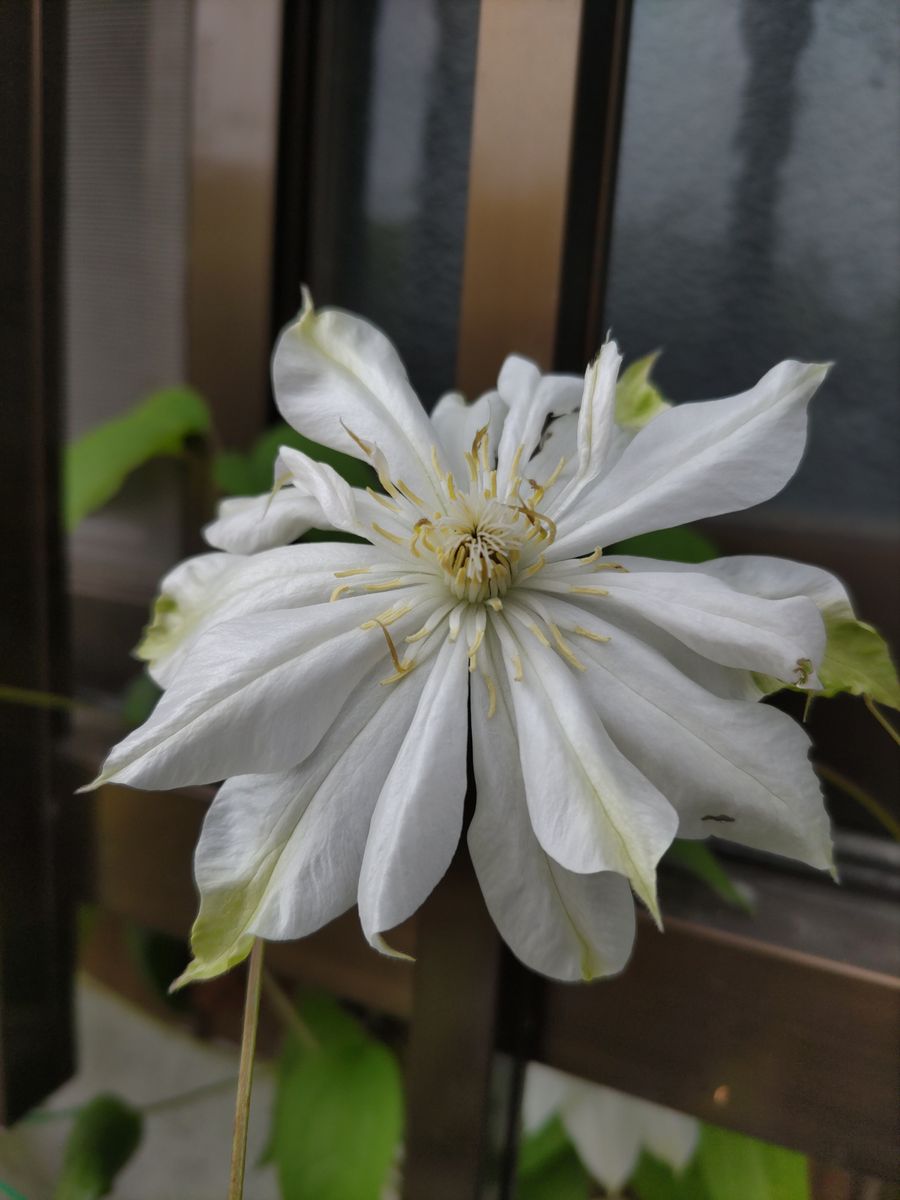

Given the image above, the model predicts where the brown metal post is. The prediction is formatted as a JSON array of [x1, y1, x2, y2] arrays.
[[0, 0, 75, 1120]]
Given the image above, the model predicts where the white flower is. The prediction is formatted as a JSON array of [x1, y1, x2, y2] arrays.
[[87, 293, 835, 986], [523, 1063, 699, 1192]]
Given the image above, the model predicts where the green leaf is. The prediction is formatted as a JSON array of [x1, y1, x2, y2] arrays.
[[124, 922, 191, 1011], [64, 387, 210, 530], [270, 993, 403, 1200], [54, 1095, 142, 1199], [615, 351, 670, 429], [120, 673, 162, 728], [611, 526, 718, 564], [631, 1150, 712, 1200], [817, 615, 900, 710], [665, 840, 754, 913], [213, 423, 375, 498], [517, 1124, 591, 1200], [697, 1125, 808, 1200]]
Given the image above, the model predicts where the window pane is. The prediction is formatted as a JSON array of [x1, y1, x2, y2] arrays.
[[306, 0, 480, 408], [606, 0, 900, 521]]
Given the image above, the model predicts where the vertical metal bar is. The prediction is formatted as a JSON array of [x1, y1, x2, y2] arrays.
[[456, 0, 585, 396], [405, 3, 583, 1195], [188, 0, 284, 447], [0, 0, 75, 1120]]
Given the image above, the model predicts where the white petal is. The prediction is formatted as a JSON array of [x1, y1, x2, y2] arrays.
[[634, 1096, 699, 1172], [589, 568, 825, 684], [89, 592, 433, 791], [495, 357, 583, 492], [547, 596, 833, 869], [275, 445, 367, 536], [430, 389, 507, 483], [139, 543, 390, 688], [522, 1064, 571, 1133], [494, 610, 678, 918], [552, 340, 623, 514], [184, 662, 429, 980], [357, 634, 469, 948], [548, 360, 829, 558], [563, 1084, 643, 1192], [203, 488, 325, 554], [469, 633, 635, 981], [690, 554, 853, 618], [272, 294, 444, 509]]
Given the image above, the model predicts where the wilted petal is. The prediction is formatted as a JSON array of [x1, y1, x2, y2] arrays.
[[138, 543, 392, 687], [273, 293, 445, 509], [469, 634, 635, 980], [87, 591, 434, 791], [549, 360, 829, 558], [176, 662, 428, 986], [495, 611, 678, 919], [547, 597, 833, 870], [357, 635, 469, 950], [204, 488, 325, 554]]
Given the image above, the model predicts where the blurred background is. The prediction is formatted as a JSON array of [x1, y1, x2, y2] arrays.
[[1, 1, 897, 1197]]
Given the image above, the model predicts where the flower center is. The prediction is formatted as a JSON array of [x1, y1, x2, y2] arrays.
[[431, 495, 528, 603]]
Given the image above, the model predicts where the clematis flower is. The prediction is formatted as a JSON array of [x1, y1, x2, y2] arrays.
[[86, 294, 836, 986], [523, 1063, 699, 1193]]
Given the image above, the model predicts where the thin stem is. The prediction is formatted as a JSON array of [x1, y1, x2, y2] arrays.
[[864, 695, 900, 747], [228, 939, 265, 1200], [815, 761, 900, 842]]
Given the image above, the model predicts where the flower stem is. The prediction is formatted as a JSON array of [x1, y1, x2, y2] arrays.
[[228, 938, 265, 1200], [864, 695, 900, 747], [814, 761, 900, 842]]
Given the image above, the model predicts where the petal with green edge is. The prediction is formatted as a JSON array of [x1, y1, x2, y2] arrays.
[[495, 609, 678, 920], [469, 633, 636, 981], [174, 662, 428, 988]]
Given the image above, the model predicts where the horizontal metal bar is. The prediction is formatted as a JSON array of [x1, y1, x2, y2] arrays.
[[67, 721, 898, 1178]]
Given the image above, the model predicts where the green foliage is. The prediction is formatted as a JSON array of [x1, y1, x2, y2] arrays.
[[614, 352, 670, 429], [816, 615, 900, 710], [269, 993, 403, 1200], [120, 672, 162, 728], [517, 1118, 591, 1200], [64, 387, 210, 530], [631, 1150, 712, 1200], [124, 922, 192, 1012], [665, 840, 754, 913], [696, 1125, 808, 1200], [611, 526, 718, 564], [53, 1095, 142, 1200], [214, 423, 375, 498]]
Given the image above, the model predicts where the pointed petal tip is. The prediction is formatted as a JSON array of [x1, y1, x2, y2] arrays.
[[75, 774, 107, 795], [369, 932, 416, 963]]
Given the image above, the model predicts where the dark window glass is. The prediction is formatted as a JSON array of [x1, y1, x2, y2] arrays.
[[606, 0, 900, 521]]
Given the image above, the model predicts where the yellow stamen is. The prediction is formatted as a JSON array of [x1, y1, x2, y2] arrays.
[[366, 487, 402, 513], [573, 625, 611, 643], [570, 585, 609, 597], [363, 577, 406, 592], [484, 673, 497, 719], [593, 561, 627, 572], [329, 583, 351, 602], [520, 555, 546, 580], [543, 456, 567, 490], [486, 597, 503, 611], [341, 421, 373, 456], [512, 654, 524, 682], [396, 479, 426, 508], [334, 566, 372, 578], [370, 522, 406, 546], [374, 619, 409, 677], [527, 622, 551, 648], [548, 621, 586, 671]]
